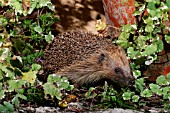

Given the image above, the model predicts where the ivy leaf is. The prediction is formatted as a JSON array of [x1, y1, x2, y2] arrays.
[[22, 71, 37, 85], [0, 90, 5, 100], [163, 93, 170, 100], [156, 75, 168, 85], [141, 89, 152, 97], [4, 101, 14, 112], [8, 80, 26, 92], [39, 0, 50, 7], [43, 82, 62, 100], [117, 32, 130, 49], [135, 78, 145, 92], [0, 101, 14, 112], [166, 0, 170, 9], [127, 47, 135, 59], [123, 24, 132, 32], [10, 0, 23, 14], [165, 35, 170, 43], [132, 95, 139, 102], [12, 94, 27, 107], [157, 40, 164, 52], [34, 26, 42, 34], [133, 70, 141, 78], [133, 10, 141, 16], [122, 92, 132, 100], [145, 24, 153, 32], [60, 82, 69, 89], [147, 2, 156, 10], [85, 87, 96, 99], [47, 74, 61, 83], [31, 64, 41, 71], [28, 1, 37, 14], [46, 3, 55, 12], [162, 87, 169, 95], [45, 32, 54, 43], [149, 83, 160, 93], [142, 44, 157, 56], [166, 73, 170, 83], [0, 48, 10, 61]]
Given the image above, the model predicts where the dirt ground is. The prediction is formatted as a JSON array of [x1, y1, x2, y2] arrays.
[[51, 0, 105, 34]]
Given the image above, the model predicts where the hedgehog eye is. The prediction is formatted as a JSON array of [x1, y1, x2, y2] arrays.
[[98, 53, 106, 63], [114, 67, 121, 74]]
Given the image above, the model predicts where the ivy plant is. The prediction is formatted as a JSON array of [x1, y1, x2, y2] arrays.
[[114, 0, 170, 109]]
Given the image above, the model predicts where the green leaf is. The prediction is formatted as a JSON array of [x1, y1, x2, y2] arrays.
[[34, 26, 42, 34], [85, 87, 96, 99], [147, 2, 156, 10], [123, 24, 132, 32], [0, 48, 10, 61], [47, 74, 61, 83], [133, 10, 141, 16], [133, 70, 141, 78], [12, 96, 19, 107], [141, 89, 152, 97], [142, 44, 157, 56], [46, 2, 55, 12], [165, 35, 170, 43], [10, 0, 23, 14], [45, 32, 54, 43], [3, 101, 14, 112], [28, 1, 37, 14], [22, 71, 37, 85], [157, 40, 164, 52], [157, 89, 163, 95], [148, 10, 156, 17], [117, 32, 130, 49], [43, 82, 62, 100], [0, 83, 2, 91], [166, 0, 170, 9], [60, 82, 69, 89], [135, 78, 145, 92], [0, 90, 5, 99], [132, 95, 139, 102], [156, 75, 168, 85], [162, 87, 170, 95], [127, 47, 136, 59], [122, 92, 132, 100], [166, 73, 170, 83], [31, 64, 41, 71], [17, 94, 27, 100], [8, 80, 26, 92], [149, 83, 160, 93], [12, 94, 27, 107], [67, 85, 74, 90], [146, 0, 152, 2], [163, 93, 170, 100], [145, 24, 153, 32], [39, 0, 50, 7]]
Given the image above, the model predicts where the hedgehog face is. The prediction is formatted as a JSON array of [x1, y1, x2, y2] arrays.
[[98, 46, 134, 87]]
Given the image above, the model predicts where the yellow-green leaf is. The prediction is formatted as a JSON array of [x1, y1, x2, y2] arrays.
[[22, 71, 37, 85]]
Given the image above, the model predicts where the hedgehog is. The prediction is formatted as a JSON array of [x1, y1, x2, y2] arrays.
[[43, 30, 134, 87]]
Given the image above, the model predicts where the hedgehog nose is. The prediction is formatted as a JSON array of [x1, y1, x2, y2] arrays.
[[127, 77, 135, 86]]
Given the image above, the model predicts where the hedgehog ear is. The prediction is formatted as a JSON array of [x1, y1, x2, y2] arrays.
[[98, 53, 106, 63]]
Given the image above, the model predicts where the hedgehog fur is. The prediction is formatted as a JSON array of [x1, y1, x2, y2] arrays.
[[43, 30, 134, 86]]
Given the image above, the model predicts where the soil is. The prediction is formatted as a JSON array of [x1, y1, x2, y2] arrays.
[[51, 0, 106, 34]]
